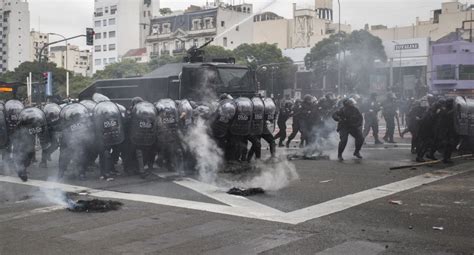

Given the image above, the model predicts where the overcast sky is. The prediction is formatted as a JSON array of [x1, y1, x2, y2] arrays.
[[29, 0, 472, 48]]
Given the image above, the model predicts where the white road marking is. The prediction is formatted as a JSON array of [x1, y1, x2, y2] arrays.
[[169, 177, 283, 215], [0, 164, 470, 225], [0, 205, 64, 223]]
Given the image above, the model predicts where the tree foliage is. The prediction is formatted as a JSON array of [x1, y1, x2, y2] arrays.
[[94, 59, 151, 80], [305, 30, 387, 93]]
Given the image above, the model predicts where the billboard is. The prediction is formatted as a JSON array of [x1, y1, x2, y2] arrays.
[[383, 38, 430, 59]]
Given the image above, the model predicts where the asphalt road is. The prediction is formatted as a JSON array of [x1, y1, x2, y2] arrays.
[[0, 137, 473, 255]]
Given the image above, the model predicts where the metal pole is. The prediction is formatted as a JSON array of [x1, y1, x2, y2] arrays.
[[399, 49, 402, 97], [337, 0, 341, 95], [28, 72, 32, 105], [66, 71, 70, 99]]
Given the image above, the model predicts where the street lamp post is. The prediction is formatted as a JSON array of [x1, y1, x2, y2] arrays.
[[337, 0, 341, 95], [49, 33, 68, 70]]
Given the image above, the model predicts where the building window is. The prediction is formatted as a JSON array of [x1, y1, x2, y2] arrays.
[[94, 45, 101, 52], [95, 59, 101, 65], [95, 8, 103, 17], [95, 33, 101, 39], [104, 7, 109, 14], [109, 57, 116, 63], [459, 65, 474, 80], [152, 24, 160, 35], [103, 32, 107, 38], [103, 19, 107, 26], [192, 20, 200, 30], [109, 44, 116, 51], [193, 38, 198, 47], [111, 5, 117, 14], [103, 58, 108, 65], [223, 37, 228, 47], [221, 21, 225, 27], [103, 45, 107, 51], [109, 31, 116, 38], [94, 20, 101, 27], [205, 18, 212, 29], [436, 65, 456, 80], [108, 18, 115, 25]]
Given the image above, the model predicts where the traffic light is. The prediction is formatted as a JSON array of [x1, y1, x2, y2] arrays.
[[304, 55, 313, 70], [86, 28, 95, 46], [43, 72, 53, 96]]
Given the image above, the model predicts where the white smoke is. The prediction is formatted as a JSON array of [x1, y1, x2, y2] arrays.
[[183, 116, 298, 191], [183, 117, 223, 184]]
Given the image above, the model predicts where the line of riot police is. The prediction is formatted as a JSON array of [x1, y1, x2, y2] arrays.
[[0, 93, 282, 182]]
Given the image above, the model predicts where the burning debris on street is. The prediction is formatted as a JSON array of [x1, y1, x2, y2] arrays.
[[66, 197, 123, 213]]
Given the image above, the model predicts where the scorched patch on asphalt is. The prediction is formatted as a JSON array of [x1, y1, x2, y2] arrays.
[[67, 198, 123, 213]]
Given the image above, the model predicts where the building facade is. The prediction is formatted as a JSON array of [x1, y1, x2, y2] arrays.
[[30, 30, 49, 62], [0, 0, 30, 73], [92, 0, 159, 73], [430, 39, 474, 95], [145, 3, 254, 58], [253, 1, 351, 50], [370, 1, 474, 42], [49, 45, 93, 77]]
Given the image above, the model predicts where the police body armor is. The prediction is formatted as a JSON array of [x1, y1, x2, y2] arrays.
[[454, 96, 474, 136], [80, 100, 97, 114], [16, 107, 50, 150], [155, 99, 179, 143], [93, 101, 125, 147], [250, 97, 265, 136], [92, 93, 110, 103], [177, 99, 193, 130], [59, 103, 94, 148], [5, 100, 25, 135], [230, 97, 253, 136], [264, 98, 277, 133], [212, 99, 236, 138], [131, 102, 157, 146]]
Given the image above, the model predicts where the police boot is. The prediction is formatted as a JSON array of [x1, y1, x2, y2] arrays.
[[353, 151, 363, 159], [374, 139, 383, 145], [415, 157, 425, 162], [337, 153, 344, 161], [18, 169, 28, 182], [285, 141, 290, 148], [426, 154, 437, 160]]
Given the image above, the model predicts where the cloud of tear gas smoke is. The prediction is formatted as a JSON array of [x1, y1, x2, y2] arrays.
[[183, 117, 223, 184], [183, 115, 299, 191], [39, 177, 68, 207], [303, 119, 339, 159]]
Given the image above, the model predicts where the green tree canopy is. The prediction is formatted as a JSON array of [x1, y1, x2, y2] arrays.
[[94, 59, 151, 80]]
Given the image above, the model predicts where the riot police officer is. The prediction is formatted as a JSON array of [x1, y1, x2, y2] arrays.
[[274, 100, 292, 147], [332, 98, 364, 161], [362, 93, 383, 144], [382, 93, 398, 143]]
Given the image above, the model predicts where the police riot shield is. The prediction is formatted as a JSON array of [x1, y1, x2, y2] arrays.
[[5, 100, 25, 134], [250, 97, 265, 136], [80, 100, 97, 113], [155, 99, 179, 142], [18, 107, 50, 149], [177, 99, 193, 129], [93, 101, 125, 147], [92, 93, 110, 103], [454, 96, 474, 136], [116, 103, 127, 118], [131, 102, 157, 146], [230, 97, 253, 136], [59, 103, 94, 147], [264, 97, 277, 132], [0, 110, 7, 148], [211, 99, 236, 138]]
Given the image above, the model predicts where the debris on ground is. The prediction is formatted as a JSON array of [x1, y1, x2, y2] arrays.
[[319, 179, 333, 183], [287, 154, 330, 161], [432, 226, 444, 231], [389, 200, 403, 205], [67, 198, 123, 213], [227, 187, 265, 197]]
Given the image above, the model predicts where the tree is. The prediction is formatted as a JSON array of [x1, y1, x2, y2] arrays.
[[148, 55, 181, 71], [202, 45, 235, 62], [94, 59, 150, 80], [233, 43, 294, 97], [305, 30, 386, 94], [159, 8, 172, 15]]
